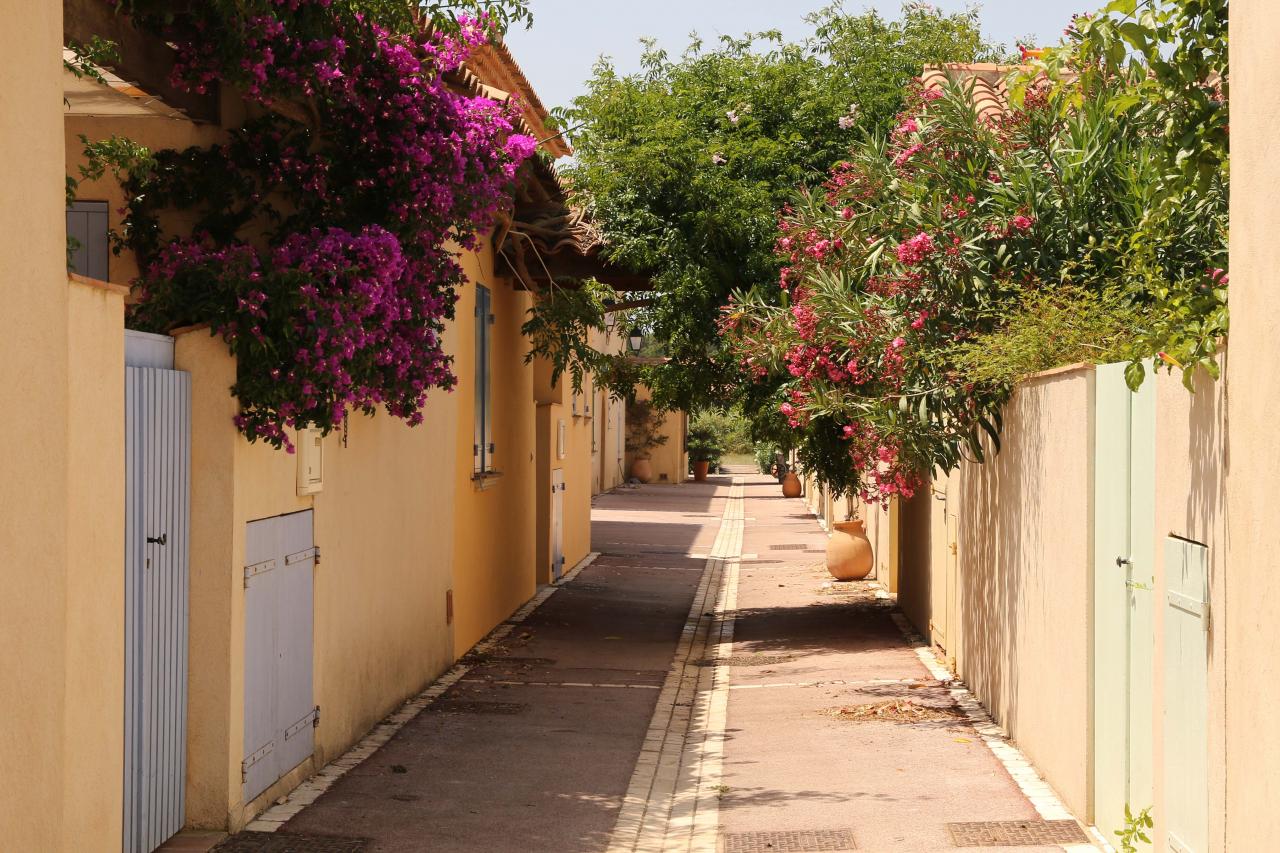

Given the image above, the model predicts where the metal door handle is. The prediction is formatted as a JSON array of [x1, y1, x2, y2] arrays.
[[147, 533, 168, 546], [1115, 556, 1131, 567]]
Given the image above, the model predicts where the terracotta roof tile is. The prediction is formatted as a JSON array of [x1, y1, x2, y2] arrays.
[[461, 40, 570, 159], [921, 63, 1018, 122]]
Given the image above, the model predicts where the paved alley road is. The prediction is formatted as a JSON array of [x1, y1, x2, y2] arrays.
[[225, 474, 1096, 853]]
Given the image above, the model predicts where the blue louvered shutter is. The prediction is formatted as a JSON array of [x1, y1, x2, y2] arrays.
[[66, 200, 110, 280]]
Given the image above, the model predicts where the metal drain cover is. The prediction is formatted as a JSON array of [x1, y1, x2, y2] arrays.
[[722, 828, 856, 852], [769, 544, 810, 550], [429, 700, 528, 714], [487, 656, 557, 667], [698, 654, 797, 667], [213, 832, 367, 852], [946, 820, 1088, 847]]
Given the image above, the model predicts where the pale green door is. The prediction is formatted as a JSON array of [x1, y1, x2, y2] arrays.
[[1163, 537, 1209, 853], [1093, 362, 1155, 842]]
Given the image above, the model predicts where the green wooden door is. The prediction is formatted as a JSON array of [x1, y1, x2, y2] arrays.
[[1163, 537, 1209, 853], [1093, 362, 1155, 842]]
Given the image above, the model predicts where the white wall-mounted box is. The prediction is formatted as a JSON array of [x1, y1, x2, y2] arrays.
[[296, 428, 324, 495]]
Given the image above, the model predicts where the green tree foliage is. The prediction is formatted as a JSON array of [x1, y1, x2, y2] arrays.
[[1026, 0, 1228, 387], [723, 0, 1227, 503], [557, 3, 1010, 411], [689, 408, 753, 454]]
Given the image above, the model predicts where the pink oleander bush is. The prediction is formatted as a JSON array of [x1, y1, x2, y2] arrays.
[[116, 0, 536, 449], [721, 51, 1225, 504]]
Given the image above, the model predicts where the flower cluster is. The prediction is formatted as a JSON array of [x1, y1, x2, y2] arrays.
[[720, 81, 1054, 503], [121, 0, 536, 447]]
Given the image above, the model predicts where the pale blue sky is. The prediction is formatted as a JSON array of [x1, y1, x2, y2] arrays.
[[504, 0, 1087, 113]]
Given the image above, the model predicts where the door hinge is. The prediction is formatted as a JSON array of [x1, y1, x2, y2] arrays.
[[1167, 590, 1210, 626], [241, 740, 274, 780], [244, 558, 277, 588], [314, 705, 321, 727]]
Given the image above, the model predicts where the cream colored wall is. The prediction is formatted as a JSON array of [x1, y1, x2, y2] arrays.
[[897, 489, 932, 635], [177, 321, 459, 828], [450, 252, 537, 654], [1227, 6, 1280, 847], [952, 367, 1095, 818], [1150, 359, 1227, 850], [855, 499, 895, 588], [0, 7, 126, 849]]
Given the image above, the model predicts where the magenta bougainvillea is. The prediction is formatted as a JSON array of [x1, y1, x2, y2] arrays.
[[120, 1, 535, 449]]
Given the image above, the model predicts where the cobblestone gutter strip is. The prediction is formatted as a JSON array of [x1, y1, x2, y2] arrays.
[[245, 552, 600, 832], [879, 596, 1103, 853], [607, 479, 744, 853]]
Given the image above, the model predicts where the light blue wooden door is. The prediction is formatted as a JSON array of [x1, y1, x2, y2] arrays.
[[243, 510, 317, 803], [124, 365, 191, 853], [1163, 537, 1209, 853], [551, 469, 565, 581], [1093, 362, 1155, 842]]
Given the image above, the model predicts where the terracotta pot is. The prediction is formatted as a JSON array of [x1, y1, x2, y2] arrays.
[[781, 471, 802, 498], [826, 519, 873, 581], [692, 460, 710, 482], [631, 457, 653, 483]]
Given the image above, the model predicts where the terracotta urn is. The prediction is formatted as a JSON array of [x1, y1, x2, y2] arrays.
[[826, 519, 873, 581], [781, 471, 802, 498], [631, 457, 653, 483], [692, 460, 710, 482]]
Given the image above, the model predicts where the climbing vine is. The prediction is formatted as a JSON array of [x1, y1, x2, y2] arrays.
[[107, 0, 536, 448]]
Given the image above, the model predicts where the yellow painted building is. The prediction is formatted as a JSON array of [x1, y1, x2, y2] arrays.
[[15, 3, 627, 844], [0, 5, 127, 850], [624, 379, 689, 485]]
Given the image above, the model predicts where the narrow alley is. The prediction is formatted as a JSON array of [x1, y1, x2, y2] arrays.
[[208, 474, 1096, 853]]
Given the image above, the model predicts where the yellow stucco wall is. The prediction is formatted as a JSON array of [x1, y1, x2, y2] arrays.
[[450, 251, 537, 654], [0, 6, 126, 849], [66, 280, 128, 846], [535, 399, 593, 584], [64, 115, 225, 284], [177, 325, 461, 828], [0, 10, 72, 844], [595, 327, 628, 495], [1227, 5, 1279, 845], [626, 385, 687, 484]]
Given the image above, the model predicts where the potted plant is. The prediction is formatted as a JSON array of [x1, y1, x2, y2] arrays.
[[797, 419, 873, 580], [825, 496, 873, 581], [686, 424, 725, 483], [625, 398, 668, 483]]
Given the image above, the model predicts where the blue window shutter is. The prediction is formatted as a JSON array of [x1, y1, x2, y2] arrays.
[[66, 200, 109, 281], [474, 286, 488, 473], [484, 289, 495, 469]]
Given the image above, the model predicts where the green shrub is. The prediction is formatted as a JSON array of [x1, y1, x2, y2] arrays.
[[686, 424, 726, 465]]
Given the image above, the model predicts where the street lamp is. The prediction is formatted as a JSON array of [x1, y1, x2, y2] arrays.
[[628, 327, 643, 354]]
